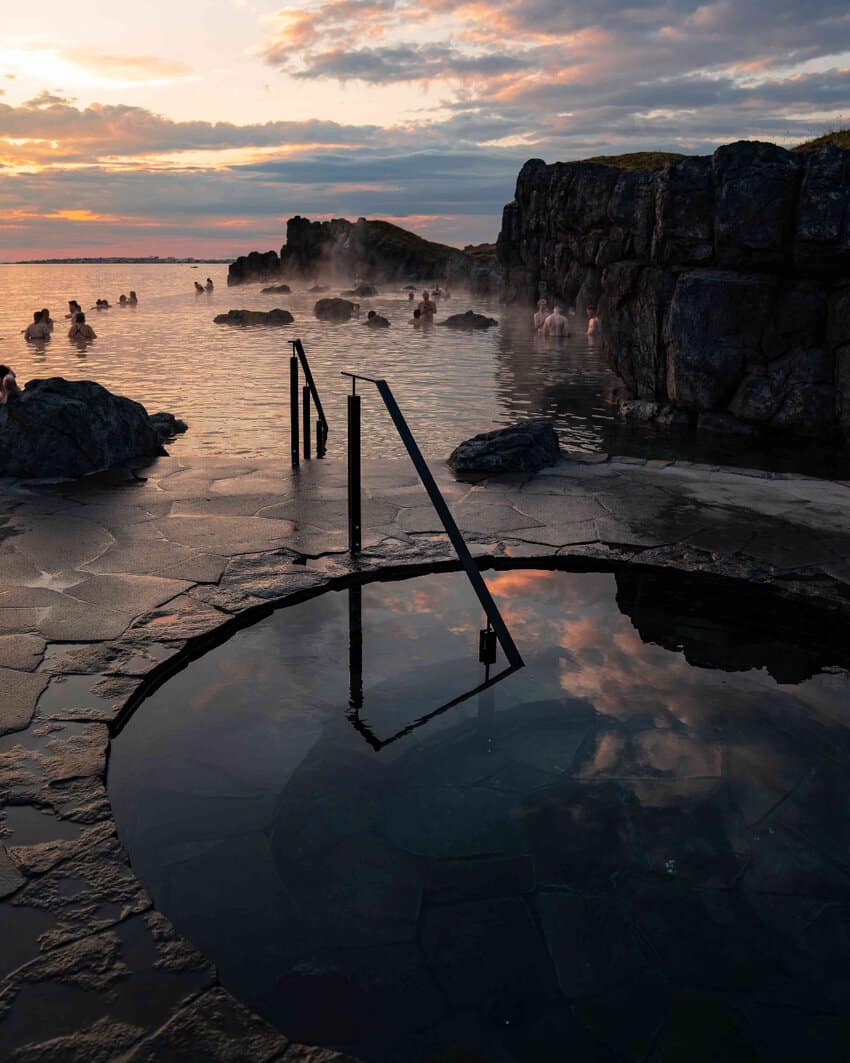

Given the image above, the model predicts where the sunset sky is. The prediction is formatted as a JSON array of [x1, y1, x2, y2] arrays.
[[1, 0, 849, 258]]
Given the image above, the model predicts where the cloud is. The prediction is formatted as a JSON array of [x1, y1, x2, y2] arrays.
[[60, 50, 194, 81], [292, 44, 533, 83]]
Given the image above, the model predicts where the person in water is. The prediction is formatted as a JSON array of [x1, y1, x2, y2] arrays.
[[119, 294, 128, 305], [410, 307, 422, 327], [533, 298, 549, 331], [418, 291, 436, 320], [542, 306, 570, 337], [194, 281, 205, 293], [0, 365, 21, 404], [66, 300, 81, 319], [39, 308, 54, 331], [364, 309, 390, 328], [408, 291, 415, 301], [24, 311, 51, 341], [586, 305, 600, 336], [128, 291, 138, 305], [68, 312, 96, 341], [205, 277, 214, 292]]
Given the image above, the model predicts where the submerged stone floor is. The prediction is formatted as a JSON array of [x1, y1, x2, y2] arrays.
[[2, 449, 850, 1060]]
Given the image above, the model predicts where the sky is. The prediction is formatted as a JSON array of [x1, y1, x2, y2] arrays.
[[1, 0, 848, 259]]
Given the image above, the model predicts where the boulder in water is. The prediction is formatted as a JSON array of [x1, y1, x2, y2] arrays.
[[261, 283, 292, 294], [342, 283, 379, 297], [214, 308, 294, 326], [309, 284, 329, 292], [314, 298, 358, 322], [448, 420, 560, 475], [438, 310, 498, 330], [0, 378, 185, 479]]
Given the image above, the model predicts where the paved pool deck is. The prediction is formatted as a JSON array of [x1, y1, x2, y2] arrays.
[[2, 449, 850, 1060]]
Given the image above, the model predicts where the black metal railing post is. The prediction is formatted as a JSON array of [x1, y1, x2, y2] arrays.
[[289, 355, 300, 468], [302, 386, 311, 460], [340, 371, 523, 671], [347, 385, 362, 554], [291, 338, 329, 458]]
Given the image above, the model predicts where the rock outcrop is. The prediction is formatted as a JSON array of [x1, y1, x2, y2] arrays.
[[498, 141, 850, 440], [227, 250, 283, 287], [214, 309, 294, 326], [229, 216, 495, 288], [260, 283, 291, 294], [314, 298, 358, 322], [448, 420, 560, 474], [0, 379, 185, 479], [438, 311, 499, 331]]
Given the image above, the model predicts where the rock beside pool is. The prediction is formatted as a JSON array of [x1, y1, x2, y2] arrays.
[[448, 420, 561, 475], [342, 283, 379, 297], [261, 283, 292, 294], [438, 310, 499, 330], [214, 308, 294, 326], [0, 378, 184, 478], [148, 411, 189, 443], [314, 298, 358, 322]]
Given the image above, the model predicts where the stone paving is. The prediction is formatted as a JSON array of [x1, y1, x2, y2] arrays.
[[2, 449, 850, 1060]]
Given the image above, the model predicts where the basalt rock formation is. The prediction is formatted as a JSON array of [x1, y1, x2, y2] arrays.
[[214, 309, 294, 326], [226, 250, 283, 287], [0, 378, 186, 478], [498, 141, 850, 440], [229, 216, 484, 288], [448, 420, 560, 474]]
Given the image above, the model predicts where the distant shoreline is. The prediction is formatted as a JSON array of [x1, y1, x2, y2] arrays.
[[1, 258, 234, 265]]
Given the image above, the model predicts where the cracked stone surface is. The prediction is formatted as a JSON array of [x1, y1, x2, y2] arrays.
[[1, 450, 850, 1059]]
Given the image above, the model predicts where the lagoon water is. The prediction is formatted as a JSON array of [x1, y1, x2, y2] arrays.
[[3, 262, 847, 474], [0, 263, 619, 462]]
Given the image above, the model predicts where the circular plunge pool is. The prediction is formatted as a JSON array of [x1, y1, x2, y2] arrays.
[[109, 567, 850, 1061]]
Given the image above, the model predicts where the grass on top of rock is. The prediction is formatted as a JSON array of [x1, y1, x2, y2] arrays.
[[581, 151, 687, 171], [793, 127, 850, 153]]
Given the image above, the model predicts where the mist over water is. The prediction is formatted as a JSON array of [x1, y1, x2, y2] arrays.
[[0, 263, 619, 461]]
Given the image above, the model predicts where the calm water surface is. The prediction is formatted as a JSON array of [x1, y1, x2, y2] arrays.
[[4, 263, 847, 473], [109, 567, 850, 1061], [0, 263, 619, 461]]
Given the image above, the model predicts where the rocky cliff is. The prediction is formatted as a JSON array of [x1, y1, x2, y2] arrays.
[[229, 216, 484, 287], [498, 141, 850, 439]]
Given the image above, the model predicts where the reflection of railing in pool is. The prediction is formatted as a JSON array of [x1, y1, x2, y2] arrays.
[[288, 338, 329, 465], [341, 371, 524, 749]]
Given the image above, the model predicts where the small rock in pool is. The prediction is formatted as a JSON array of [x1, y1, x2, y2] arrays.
[[438, 310, 498, 330], [314, 298, 358, 322], [261, 283, 292, 294], [448, 420, 560, 475], [214, 309, 294, 326], [309, 284, 329, 292], [341, 283, 379, 297]]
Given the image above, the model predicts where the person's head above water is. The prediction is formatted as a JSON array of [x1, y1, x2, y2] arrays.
[[367, 310, 376, 319], [0, 365, 10, 380], [75, 312, 86, 323], [32, 311, 42, 323]]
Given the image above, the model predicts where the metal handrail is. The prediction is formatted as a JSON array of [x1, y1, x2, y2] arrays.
[[341, 371, 524, 673], [291, 339, 329, 445]]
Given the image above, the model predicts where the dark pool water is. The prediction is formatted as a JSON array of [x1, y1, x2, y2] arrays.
[[110, 568, 850, 1061]]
